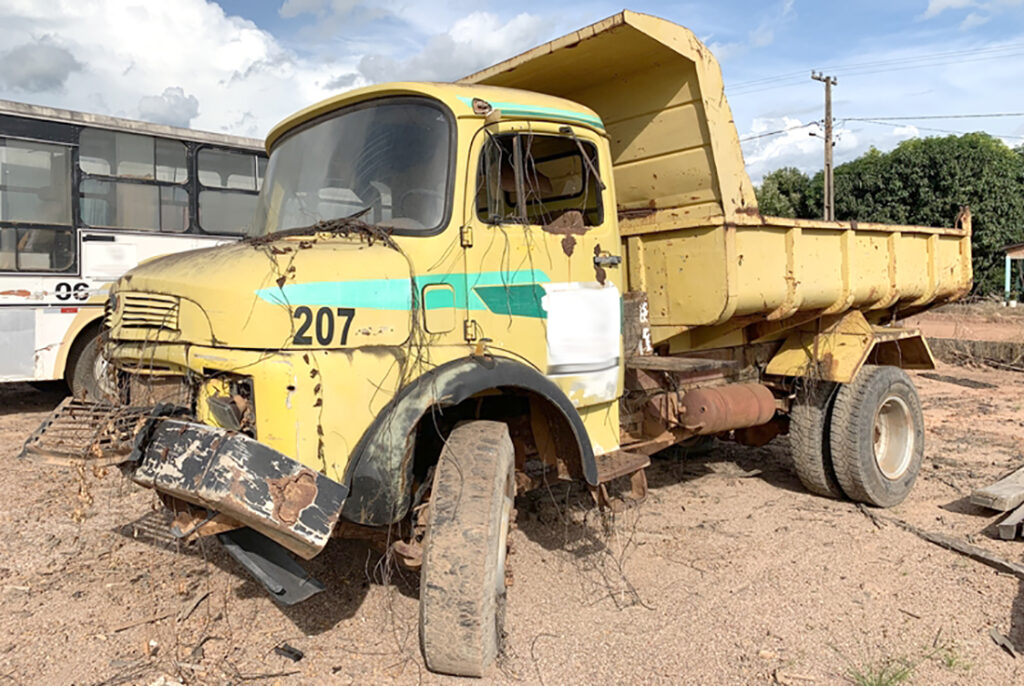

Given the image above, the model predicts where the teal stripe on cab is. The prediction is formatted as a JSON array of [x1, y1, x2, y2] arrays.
[[455, 96, 604, 130], [255, 270, 550, 314]]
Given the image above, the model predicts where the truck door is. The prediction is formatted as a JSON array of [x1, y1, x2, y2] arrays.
[[462, 121, 623, 410]]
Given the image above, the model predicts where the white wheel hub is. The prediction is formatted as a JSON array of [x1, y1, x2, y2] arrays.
[[873, 394, 914, 480]]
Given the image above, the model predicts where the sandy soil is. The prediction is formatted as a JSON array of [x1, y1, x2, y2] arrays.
[[3, 361, 1024, 685], [905, 312, 1024, 343]]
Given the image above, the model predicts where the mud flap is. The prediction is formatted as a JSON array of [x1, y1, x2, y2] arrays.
[[217, 528, 326, 606], [133, 420, 347, 560]]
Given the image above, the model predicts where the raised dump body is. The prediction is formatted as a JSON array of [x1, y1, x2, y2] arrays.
[[461, 10, 972, 349]]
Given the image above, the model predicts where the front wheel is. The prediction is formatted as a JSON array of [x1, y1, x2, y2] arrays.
[[419, 420, 515, 677], [829, 365, 924, 508]]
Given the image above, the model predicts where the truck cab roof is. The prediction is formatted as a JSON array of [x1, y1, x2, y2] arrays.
[[265, 82, 607, 151]]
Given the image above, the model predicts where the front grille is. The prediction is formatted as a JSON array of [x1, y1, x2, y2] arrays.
[[118, 292, 181, 331]]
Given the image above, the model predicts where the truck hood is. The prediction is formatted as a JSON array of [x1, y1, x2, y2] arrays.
[[112, 235, 416, 349]]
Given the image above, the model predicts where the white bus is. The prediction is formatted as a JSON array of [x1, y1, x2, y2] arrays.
[[0, 99, 266, 400]]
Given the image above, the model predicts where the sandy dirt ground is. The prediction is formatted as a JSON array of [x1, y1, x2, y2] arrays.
[[906, 304, 1024, 343], [4, 359, 1024, 685]]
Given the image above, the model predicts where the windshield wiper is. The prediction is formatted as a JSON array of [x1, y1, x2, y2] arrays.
[[246, 208, 397, 249]]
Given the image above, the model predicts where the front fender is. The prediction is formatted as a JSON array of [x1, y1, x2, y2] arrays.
[[341, 355, 595, 525]]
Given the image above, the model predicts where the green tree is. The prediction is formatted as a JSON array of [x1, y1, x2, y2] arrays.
[[754, 167, 815, 218]]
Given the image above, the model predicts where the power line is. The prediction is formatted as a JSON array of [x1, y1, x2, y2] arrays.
[[739, 122, 816, 142], [727, 40, 1024, 91], [727, 42, 1024, 98], [847, 112, 1024, 121], [849, 118, 1024, 140]]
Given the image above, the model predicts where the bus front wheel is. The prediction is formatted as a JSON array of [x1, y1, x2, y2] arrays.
[[66, 327, 117, 403]]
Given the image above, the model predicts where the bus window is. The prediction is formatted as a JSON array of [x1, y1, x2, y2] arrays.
[[80, 130, 187, 181], [0, 226, 74, 272], [199, 148, 258, 190], [0, 138, 75, 272], [79, 129, 188, 232], [0, 138, 72, 224], [199, 191, 258, 234], [198, 148, 261, 234], [80, 181, 187, 232]]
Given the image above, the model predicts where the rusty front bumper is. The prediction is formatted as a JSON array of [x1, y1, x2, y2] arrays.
[[21, 399, 347, 561], [132, 420, 347, 559]]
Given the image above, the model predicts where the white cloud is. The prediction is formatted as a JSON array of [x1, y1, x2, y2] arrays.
[[357, 12, 548, 83], [741, 117, 828, 183], [960, 11, 991, 27], [749, 0, 795, 48], [922, 0, 976, 19], [708, 0, 795, 61], [138, 87, 200, 128], [0, 36, 82, 93], [278, 0, 358, 20], [921, 0, 1023, 19], [0, 0, 353, 138], [740, 114, 935, 184]]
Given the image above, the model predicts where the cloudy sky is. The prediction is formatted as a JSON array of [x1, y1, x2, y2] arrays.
[[1, 0, 1022, 182]]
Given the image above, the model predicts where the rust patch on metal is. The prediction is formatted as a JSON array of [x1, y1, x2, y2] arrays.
[[268, 471, 318, 525], [618, 207, 657, 221], [561, 235, 576, 257], [542, 210, 587, 236], [818, 351, 840, 377], [0, 289, 30, 297]]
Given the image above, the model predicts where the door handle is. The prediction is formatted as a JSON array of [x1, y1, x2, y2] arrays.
[[593, 254, 621, 267], [83, 234, 116, 243]]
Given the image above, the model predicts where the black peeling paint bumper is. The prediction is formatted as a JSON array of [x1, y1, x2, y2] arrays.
[[132, 420, 347, 560]]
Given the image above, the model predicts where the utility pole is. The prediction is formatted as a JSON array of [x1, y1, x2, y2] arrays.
[[811, 71, 837, 221]]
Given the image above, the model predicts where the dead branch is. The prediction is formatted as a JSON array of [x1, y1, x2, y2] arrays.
[[858, 506, 1024, 580]]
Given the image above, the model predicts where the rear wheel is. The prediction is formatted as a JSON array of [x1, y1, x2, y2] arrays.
[[66, 327, 117, 403], [829, 365, 924, 508], [789, 381, 845, 499], [419, 420, 515, 677]]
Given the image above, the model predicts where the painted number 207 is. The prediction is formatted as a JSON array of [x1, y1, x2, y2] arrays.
[[293, 306, 355, 346]]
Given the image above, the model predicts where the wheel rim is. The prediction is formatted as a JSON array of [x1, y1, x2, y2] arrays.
[[92, 353, 117, 400], [873, 394, 914, 480]]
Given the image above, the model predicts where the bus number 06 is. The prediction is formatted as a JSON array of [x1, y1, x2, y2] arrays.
[[55, 282, 89, 301], [293, 306, 355, 346]]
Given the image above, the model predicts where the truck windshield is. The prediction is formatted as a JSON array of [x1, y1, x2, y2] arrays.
[[252, 98, 452, 236]]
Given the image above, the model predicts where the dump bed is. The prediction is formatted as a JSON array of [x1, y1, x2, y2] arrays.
[[461, 11, 972, 348]]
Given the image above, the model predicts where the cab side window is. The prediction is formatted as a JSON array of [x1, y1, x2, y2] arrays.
[[476, 133, 602, 227]]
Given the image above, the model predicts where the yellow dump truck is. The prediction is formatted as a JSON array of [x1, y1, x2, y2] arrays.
[[21, 10, 971, 677]]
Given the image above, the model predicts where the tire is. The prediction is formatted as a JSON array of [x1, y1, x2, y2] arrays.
[[829, 365, 924, 508], [66, 327, 117, 403], [789, 381, 845, 499], [419, 420, 515, 677]]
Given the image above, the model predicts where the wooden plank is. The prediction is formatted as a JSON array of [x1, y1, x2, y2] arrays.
[[859, 506, 1024, 581], [997, 502, 1024, 540], [970, 466, 1024, 512]]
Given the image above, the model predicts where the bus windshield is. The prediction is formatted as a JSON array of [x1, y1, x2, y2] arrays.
[[253, 98, 452, 236]]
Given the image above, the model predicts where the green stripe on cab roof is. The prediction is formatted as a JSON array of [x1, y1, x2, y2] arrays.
[[456, 96, 604, 130]]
